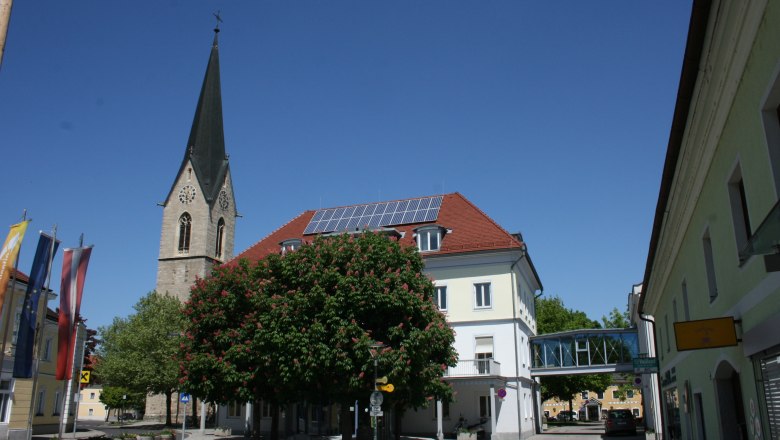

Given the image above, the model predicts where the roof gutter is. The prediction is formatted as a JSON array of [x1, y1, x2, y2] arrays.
[[639, 0, 713, 315]]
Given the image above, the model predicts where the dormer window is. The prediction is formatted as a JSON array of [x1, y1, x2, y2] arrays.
[[415, 226, 446, 252], [280, 239, 302, 254]]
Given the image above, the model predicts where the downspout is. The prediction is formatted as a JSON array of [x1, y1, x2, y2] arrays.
[[510, 254, 524, 440]]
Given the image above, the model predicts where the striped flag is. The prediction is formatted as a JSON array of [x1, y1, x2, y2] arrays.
[[0, 221, 29, 314], [14, 233, 59, 378], [56, 246, 93, 380]]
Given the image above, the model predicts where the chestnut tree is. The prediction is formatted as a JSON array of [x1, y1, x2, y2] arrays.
[[179, 231, 457, 440]]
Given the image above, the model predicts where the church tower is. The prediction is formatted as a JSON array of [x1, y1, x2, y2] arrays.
[[156, 27, 236, 303]]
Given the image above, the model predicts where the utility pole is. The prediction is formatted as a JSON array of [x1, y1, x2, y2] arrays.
[[0, 0, 12, 70]]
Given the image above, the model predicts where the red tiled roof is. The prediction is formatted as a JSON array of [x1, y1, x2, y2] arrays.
[[9, 268, 29, 283], [233, 192, 523, 263]]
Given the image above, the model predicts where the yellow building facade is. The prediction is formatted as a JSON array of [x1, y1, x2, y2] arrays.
[[0, 271, 81, 440], [77, 386, 107, 421], [542, 384, 643, 422]]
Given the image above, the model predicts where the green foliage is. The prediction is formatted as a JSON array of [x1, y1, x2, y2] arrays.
[[601, 307, 631, 329], [536, 296, 601, 334], [179, 231, 457, 413], [536, 295, 611, 404], [99, 386, 145, 410], [95, 292, 186, 407]]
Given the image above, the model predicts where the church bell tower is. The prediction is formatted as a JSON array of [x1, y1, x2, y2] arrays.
[[156, 27, 237, 302]]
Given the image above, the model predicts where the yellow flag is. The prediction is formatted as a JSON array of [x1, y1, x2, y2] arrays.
[[0, 221, 30, 313]]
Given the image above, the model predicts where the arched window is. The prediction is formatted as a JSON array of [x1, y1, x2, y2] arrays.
[[178, 213, 192, 253], [215, 218, 225, 258]]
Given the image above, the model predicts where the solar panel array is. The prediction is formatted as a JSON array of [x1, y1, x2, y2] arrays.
[[303, 196, 443, 235]]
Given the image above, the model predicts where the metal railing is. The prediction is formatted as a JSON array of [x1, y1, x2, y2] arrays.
[[444, 359, 501, 377]]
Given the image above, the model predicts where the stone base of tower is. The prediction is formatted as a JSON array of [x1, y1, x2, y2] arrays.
[[144, 392, 196, 424]]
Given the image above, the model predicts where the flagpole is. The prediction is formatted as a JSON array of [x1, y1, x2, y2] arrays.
[[27, 226, 57, 440], [58, 234, 87, 440], [0, 210, 28, 383], [72, 334, 87, 436]]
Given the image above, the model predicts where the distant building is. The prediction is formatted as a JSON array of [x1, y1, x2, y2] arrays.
[[229, 192, 543, 440], [641, 1, 780, 439], [542, 383, 643, 422], [627, 284, 661, 434], [77, 386, 107, 421]]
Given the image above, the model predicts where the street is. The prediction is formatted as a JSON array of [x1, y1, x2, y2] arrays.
[[528, 422, 650, 439]]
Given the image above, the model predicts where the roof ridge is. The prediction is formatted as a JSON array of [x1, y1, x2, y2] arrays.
[[450, 192, 523, 248], [232, 210, 313, 262]]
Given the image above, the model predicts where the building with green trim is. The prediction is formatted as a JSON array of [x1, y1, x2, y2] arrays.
[[641, 1, 780, 439]]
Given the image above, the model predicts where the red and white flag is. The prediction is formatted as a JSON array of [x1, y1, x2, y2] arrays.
[[56, 246, 93, 380]]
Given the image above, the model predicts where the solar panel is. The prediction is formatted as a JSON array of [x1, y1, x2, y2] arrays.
[[303, 195, 444, 235]]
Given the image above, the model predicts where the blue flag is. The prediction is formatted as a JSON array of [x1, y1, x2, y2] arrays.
[[13, 233, 59, 378]]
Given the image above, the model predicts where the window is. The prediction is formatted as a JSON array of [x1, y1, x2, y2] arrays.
[[280, 239, 302, 255], [728, 166, 752, 257], [416, 227, 443, 252], [632, 408, 640, 417], [261, 400, 271, 418], [612, 390, 620, 399], [178, 213, 192, 253], [435, 286, 447, 311], [479, 396, 492, 418], [627, 390, 635, 399], [89, 408, 94, 416], [761, 70, 780, 194], [90, 392, 95, 400], [0, 380, 12, 422], [703, 229, 718, 302], [215, 218, 225, 258], [682, 281, 691, 321], [36, 390, 45, 416], [475, 336, 493, 374], [474, 283, 491, 309], [597, 391, 604, 400], [53, 391, 61, 415], [581, 392, 588, 400], [12, 302, 21, 344], [43, 338, 52, 361], [227, 401, 242, 418], [665, 314, 670, 353]]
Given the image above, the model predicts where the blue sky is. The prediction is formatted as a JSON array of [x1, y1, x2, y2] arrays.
[[1, 1, 692, 330]]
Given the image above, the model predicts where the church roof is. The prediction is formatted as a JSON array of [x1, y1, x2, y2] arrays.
[[171, 30, 230, 204], [234, 193, 541, 287]]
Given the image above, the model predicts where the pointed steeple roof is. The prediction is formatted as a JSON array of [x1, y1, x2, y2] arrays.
[[180, 29, 229, 203]]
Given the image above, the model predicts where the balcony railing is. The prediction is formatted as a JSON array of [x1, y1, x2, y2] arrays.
[[444, 359, 501, 378]]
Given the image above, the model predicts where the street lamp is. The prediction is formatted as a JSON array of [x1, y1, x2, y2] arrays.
[[369, 343, 385, 440]]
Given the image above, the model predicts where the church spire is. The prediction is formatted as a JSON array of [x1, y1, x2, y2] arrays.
[[184, 26, 228, 203]]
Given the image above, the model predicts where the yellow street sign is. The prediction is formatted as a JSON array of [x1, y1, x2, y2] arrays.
[[378, 384, 394, 393], [80, 371, 91, 384], [375, 376, 388, 385]]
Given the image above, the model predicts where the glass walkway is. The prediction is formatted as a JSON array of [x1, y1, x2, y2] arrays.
[[530, 328, 639, 376]]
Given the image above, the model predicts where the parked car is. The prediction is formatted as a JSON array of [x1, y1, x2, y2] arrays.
[[556, 411, 578, 421], [604, 409, 637, 436]]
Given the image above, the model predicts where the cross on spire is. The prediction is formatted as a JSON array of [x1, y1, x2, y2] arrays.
[[213, 10, 223, 33]]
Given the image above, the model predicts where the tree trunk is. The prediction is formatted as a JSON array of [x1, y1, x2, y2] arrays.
[[393, 406, 404, 440], [340, 403, 353, 440], [270, 402, 280, 440], [165, 390, 173, 426], [252, 401, 263, 440], [193, 397, 198, 426]]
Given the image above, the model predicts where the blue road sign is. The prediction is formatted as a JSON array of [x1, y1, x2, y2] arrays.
[[180, 393, 190, 404]]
